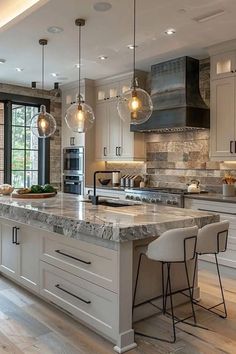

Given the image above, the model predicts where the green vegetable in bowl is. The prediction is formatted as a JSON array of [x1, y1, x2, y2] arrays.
[[43, 184, 55, 193], [31, 185, 44, 193]]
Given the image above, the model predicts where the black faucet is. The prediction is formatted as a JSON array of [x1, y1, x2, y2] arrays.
[[91, 170, 120, 205]]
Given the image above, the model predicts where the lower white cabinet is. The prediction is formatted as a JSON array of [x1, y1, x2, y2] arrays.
[[40, 261, 118, 341], [185, 198, 236, 268], [0, 218, 40, 292]]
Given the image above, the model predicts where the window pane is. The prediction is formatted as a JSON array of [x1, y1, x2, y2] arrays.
[[12, 126, 25, 149], [0, 171, 3, 184], [26, 106, 38, 126], [26, 171, 38, 187], [0, 149, 3, 170], [12, 150, 25, 170], [12, 105, 25, 126], [0, 125, 4, 148], [26, 128, 38, 150], [26, 150, 38, 170], [0, 103, 4, 124], [12, 171, 24, 188]]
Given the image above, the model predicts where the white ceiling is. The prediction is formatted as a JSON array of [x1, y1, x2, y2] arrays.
[[1, 0, 236, 88]]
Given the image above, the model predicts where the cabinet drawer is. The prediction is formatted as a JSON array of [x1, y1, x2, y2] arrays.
[[40, 235, 118, 292], [40, 262, 117, 341]]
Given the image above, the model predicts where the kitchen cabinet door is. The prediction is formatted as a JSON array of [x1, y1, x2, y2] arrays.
[[210, 77, 236, 159], [0, 220, 18, 279], [95, 102, 110, 160], [108, 100, 122, 159], [17, 225, 40, 292]]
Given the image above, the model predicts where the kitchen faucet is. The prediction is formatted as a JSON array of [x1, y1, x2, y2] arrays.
[[91, 170, 120, 205]]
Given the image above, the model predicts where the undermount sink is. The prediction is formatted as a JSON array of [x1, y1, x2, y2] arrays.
[[82, 199, 135, 208]]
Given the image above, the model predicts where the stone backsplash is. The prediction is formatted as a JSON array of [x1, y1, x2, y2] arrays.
[[0, 83, 61, 188], [108, 58, 236, 192]]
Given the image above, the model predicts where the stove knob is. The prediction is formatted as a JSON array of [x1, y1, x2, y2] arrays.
[[167, 199, 172, 205], [130, 195, 134, 200], [172, 200, 178, 205], [142, 197, 147, 202], [135, 196, 140, 201], [156, 198, 162, 203], [151, 199, 156, 203]]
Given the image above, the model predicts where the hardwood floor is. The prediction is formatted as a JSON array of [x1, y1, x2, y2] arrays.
[[0, 261, 235, 354]]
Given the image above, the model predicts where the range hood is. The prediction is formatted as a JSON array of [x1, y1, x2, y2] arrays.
[[131, 56, 210, 133]]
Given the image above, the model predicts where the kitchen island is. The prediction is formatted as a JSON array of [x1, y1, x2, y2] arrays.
[[0, 193, 219, 353]]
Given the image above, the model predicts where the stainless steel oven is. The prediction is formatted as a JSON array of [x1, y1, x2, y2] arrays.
[[63, 147, 84, 175], [63, 175, 84, 195]]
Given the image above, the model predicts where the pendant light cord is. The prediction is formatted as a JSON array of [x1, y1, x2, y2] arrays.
[[42, 43, 45, 94], [78, 24, 81, 105], [133, 0, 136, 89]]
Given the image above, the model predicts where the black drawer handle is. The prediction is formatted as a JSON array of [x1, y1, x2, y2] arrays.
[[230, 140, 234, 153], [55, 250, 91, 265], [15, 227, 20, 245], [12, 226, 16, 244], [55, 284, 91, 304]]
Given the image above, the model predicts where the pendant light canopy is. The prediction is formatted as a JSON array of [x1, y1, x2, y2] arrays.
[[65, 19, 95, 134], [30, 39, 57, 138], [117, 0, 153, 125]]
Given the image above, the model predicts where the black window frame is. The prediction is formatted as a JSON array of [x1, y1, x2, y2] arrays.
[[0, 92, 51, 186]]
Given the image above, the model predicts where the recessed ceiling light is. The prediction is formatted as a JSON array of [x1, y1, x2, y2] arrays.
[[127, 44, 138, 50], [93, 2, 112, 12], [0, 59, 6, 64], [16, 67, 23, 72], [51, 73, 59, 77], [47, 26, 64, 34], [165, 28, 176, 35], [99, 55, 108, 60]]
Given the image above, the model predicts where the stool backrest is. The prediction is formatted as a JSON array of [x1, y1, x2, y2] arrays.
[[146, 226, 198, 263], [197, 220, 229, 255]]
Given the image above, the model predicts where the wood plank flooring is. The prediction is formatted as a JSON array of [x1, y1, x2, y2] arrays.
[[0, 261, 235, 354]]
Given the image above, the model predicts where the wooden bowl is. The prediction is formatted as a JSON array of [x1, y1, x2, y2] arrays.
[[98, 178, 111, 186]]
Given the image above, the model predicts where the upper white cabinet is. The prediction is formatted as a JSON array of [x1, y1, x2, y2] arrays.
[[95, 73, 146, 161], [210, 77, 236, 159], [211, 51, 236, 80], [209, 44, 236, 160]]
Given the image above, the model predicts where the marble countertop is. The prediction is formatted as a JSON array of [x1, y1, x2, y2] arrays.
[[0, 193, 219, 243], [185, 193, 236, 204]]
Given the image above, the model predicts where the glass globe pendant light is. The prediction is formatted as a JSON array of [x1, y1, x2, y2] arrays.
[[30, 39, 57, 138], [117, 0, 153, 125], [65, 19, 95, 133]]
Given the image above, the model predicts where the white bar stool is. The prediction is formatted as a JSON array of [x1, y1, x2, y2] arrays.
[[133, 225, 198, 343], [192, 220, 229, 318]]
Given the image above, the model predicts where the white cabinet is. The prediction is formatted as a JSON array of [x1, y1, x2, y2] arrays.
[[0, 220, 18, 279], [185, 198, 236, 268], [211, 51, 236, 80], [210, 77, 236, 159], [95, 74, 146, 161], [0, 219, 40, 292]]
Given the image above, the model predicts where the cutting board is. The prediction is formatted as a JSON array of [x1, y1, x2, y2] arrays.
[[12, 192, 56, 199]]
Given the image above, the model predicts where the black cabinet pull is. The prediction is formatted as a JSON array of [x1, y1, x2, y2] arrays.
[[118, 147, 122, 156], [115, 147, 118, 156], [55, 250, 91, 265], [235, 141, 236, 153], [230, 140, 234, 153], [55, 284, 91, 304], [103, 147, 107, 156], [15, 227, 20, 245], [12, 227, 16, 244]]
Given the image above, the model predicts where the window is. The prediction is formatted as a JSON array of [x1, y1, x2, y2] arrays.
[[0, 103, 4, 184], [0, 93, 51, 187], [11, 104, 39, 188]]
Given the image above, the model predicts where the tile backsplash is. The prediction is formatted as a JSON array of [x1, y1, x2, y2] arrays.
[[107, 58, 236, 193]]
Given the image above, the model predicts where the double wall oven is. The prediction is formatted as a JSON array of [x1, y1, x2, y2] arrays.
[[63, 147, 84, 195]]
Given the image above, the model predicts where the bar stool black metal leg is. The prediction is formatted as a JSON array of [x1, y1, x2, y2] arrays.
[[184, 260, 196, 324], [167, 263, 176, 343], [161, 262, 166, 314], [133, 253, 144, 313], [215, 254, 227, 318]]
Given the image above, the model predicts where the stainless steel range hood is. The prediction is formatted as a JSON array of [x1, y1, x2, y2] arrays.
[[131, 56, 210, 133]]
